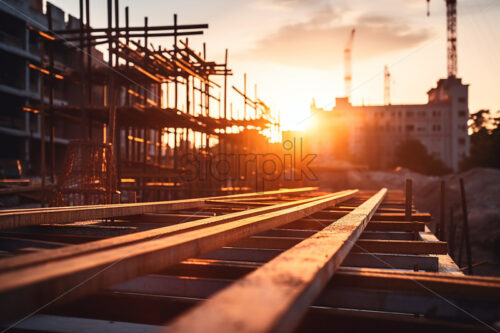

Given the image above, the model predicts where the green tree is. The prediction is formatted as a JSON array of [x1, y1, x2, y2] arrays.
[[394, 139, 451, 175], [460, 109, 500, 171]]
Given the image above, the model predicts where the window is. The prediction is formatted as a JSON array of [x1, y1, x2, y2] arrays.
[[432, 110, 441, 117], [406, 124, 414, 132], [407, 111, 414, 117], [432, 124, 441, 132], [458, 110, 467, 117], [458, 138, 466, 145], [458, 97, 466, 103]]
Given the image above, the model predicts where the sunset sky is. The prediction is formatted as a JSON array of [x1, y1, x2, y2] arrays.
[[49, 0, 500, 130]]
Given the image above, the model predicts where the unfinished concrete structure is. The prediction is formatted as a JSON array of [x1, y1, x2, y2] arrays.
[[0, 0, 105, 174], [0, 0, 280, 205]]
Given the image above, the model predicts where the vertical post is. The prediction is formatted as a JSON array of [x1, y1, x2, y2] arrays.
[[174, 127, 178, 170], [125, 6, 130, 106], [405, 179, 412, 221], [254, 84, 258, 119], [79, 0, 86, 123], [448, 206, 456, 258], [439, 180, 446, 239], [173, 14, 178, 112], [223, 49, 228, 120], [459, 178, 473, 275], [107, 0, 115, 147], [47, 6, 55, 184], [85, 0, 92, 108], [114, 0, 120, 193], [203, 42, 209, 118], [144, 17, 148, 48], [114, 0, 119, 65], [39, 41, 46, 207], [243, 73, 247, 120]]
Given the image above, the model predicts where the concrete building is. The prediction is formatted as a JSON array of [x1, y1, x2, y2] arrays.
[[306, 77, 469, 171], [0, 0, 103, 175]]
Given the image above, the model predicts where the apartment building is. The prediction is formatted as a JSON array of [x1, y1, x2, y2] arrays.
[[306, 77, 469, 171]]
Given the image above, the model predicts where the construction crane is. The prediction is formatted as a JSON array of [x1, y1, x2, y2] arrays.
[[384, 65, 391, 105], [426, 0, 457, 78], [344, 28, 355, 101]]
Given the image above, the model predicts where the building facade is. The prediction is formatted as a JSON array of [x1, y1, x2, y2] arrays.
[[0, 0, 103, 175], [306, 77, 469, 171]]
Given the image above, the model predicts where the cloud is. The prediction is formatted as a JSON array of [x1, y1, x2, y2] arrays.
[[239, 8, 434, 68]]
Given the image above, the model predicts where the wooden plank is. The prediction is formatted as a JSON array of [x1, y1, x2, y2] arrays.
[[298, 307, 490, 333], [200, 247, 438, 271], [13, 314, 160, 333], [0, 190, 356, 324], [365, 221, 425, 232], [112, 267, 500, 304], [257, 229, 317, 238], [312, 211, 431, 222], [316, 287, 498, 323], [0, 236, 66, 251], [111, 275, 228, 298], [342, 253, 438, 271], [160, 188, 387, 333], [229, 236, 302, 250], [420, 227, 462, 274], [0, 187, 318, 229], [331, 267, 500, 298], [0, 191, 352, 273], [352, 240, 448, 255], [360, 231, 414, 240], [200, 247, 282, 263]]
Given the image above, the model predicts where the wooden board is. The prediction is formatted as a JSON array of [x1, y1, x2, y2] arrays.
[[0, 190, 355, 324], [160, 188, 387, 333], [0, 187, 318, 229]]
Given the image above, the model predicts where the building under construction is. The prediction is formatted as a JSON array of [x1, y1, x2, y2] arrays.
[[0, 1, 499, 332], [0, 0, 281, 206]]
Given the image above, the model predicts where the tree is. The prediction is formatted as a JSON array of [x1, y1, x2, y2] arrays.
[[460, 109, 500, 171], [394, 139, 451, 176]]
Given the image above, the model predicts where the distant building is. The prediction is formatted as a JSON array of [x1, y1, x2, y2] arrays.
[[300, 77, 469, 171], [0, 0, 103, 175]]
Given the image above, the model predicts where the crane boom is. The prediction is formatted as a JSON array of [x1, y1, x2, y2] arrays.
[[344, 28, 355, 101]]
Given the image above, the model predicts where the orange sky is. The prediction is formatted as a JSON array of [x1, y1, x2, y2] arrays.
[[49, 0, 500, 130]]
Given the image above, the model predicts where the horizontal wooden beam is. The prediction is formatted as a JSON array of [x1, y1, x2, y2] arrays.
[[352, 240, 448, 255], [331, 267, 500, 298], [0, 190, 356, 324], [0, 187, 318, 229], [365, 221, 425, 232], [0, 190, 349, 273], [299, 305, 492, 333], [160, 188, 387, 333], [342, 253, 438, 271], [360, 231, 414, 240]]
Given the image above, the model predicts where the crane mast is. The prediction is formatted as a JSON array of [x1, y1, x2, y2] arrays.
[[344, 28, 355, 101], [384, 65, 391, 105], [427, 0, 457, 78]]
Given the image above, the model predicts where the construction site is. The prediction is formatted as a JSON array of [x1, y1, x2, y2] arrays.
[[0, 0, 500, 332]]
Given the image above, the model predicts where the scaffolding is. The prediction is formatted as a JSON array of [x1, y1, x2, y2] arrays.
[[27, 0, 280, 205]]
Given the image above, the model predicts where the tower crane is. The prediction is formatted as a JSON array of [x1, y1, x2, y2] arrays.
[[384, 65, 391, 105], [344, 28, 355, 101], [426, 0, 457, 78]]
